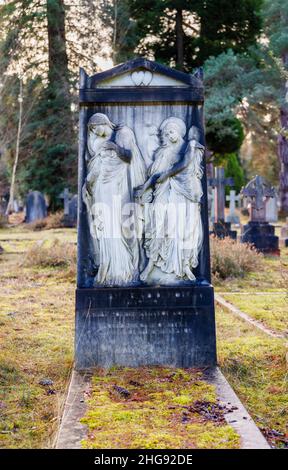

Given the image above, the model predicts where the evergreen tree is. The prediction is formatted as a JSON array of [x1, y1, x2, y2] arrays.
[[264, 0, 288, 213], [0, 1, 75, 210], [100, 0, 138, 65], [124, 0, 263, 70], [224, 153, 245, 194], [20, 0, 75, 210], [204, 47, 282, 183], [0, 1, 112, 210]]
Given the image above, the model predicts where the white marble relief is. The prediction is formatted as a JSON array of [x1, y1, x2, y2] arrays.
[[82, 113, 204, 287], [135, 119, 204, 284]]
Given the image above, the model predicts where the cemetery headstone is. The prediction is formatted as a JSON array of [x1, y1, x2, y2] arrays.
[[67, 194, 77, 227], [25, 190, 47, 223], [59, 188, 77, 227], [208, 186, 216, 225], [208, 167, 237, 239], [280, 217, 288, 247], [265, 194, 279, 223], [59, 188, 70, 217], [226, 190, 240, 224], [75, 58, 216, 369], [240, 175, 279, 255], [0, 194, 8, 216]]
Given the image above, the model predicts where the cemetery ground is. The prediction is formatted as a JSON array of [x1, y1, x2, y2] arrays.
[[0, 221, 287, 449]]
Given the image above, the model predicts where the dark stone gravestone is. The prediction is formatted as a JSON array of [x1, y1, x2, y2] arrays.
[[59, 188, 70, 218], [25, 190, 47, 223], [68, 195, 77, 227], [0, 194, 8, 216], [241, 175, 280, 255], [75, 58, 216, 369], [208, 167, 237, 239], [59, 188, 78, 227]]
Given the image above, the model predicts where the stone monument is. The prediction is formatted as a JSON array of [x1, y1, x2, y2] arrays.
[[75, 58, 216, 369], [226, 190, 240, 224], [25, 190, 47, 223], [265, 194, 279, 223], [59, 188, 78, 227], [241, 175, 280, 255], [208, 167, 236, 239], [280, 217, 288, 247]]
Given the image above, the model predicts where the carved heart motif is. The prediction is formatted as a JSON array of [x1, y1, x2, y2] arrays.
[[131, 70, 153, 86]]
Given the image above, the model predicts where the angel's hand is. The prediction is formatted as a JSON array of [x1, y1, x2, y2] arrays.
[[134, 185, 145, 199], [141, 188, 153, 203], [102, 141, 119, 152]]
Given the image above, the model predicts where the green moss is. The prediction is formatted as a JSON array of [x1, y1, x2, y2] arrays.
[[195, 423, 240, 449], [81, 367, 240, 449]]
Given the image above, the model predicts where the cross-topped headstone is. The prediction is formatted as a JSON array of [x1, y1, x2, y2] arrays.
[[240, 175, 279, 255], [241, 175, 275, 222], [59, 188, 71, 216], [226, 190, 240, 224], [208, 167, 234, 222]]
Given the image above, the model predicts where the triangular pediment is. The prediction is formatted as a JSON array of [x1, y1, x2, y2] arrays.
[[82, 58, 203, 89]]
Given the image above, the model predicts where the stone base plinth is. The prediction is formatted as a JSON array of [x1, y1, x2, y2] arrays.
[[75, 284, 217, 369], [62, 215, 76, 228], [211, 221, 237, 240], [241, 221, 280, 255]]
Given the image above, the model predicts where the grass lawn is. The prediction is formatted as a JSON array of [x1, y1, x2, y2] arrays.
[[214, 247, 288, 293], [217, 306, 288, 448], [0, 225, 76, 448], [0, 223, 287, 448], [220, 293, 288, 336]]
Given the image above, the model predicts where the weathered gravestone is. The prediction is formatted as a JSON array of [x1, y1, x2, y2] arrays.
[[241, 175, 279, 255], [0, 194, 8, 216], [59, 188, 78, 227], [59, 188, 70, 217], [226, 190, 240, 224], [75, 58, 216, 369], [208, 186, 216, 225], [265, 194, 279, 223], [68, 195, 77, 227], [208, 167, 237, 239], [25, 190, 47, 223]]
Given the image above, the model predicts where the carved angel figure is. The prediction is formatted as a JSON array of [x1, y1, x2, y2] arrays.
[[82, 113, 140, 286], [135, 120, 204, 283]]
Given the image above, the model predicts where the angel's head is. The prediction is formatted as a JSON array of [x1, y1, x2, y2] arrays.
[[160, 117, 186, 146], [88, 113, 115, 140]]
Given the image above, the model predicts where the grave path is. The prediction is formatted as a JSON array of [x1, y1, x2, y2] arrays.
[[215, 294, 286, 339]]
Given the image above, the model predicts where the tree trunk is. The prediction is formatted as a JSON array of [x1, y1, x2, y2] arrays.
[[47, 0, 70, 101], [279, 51, 288, 214], [6, 79, 23, 215], [112, 0, 118, 64], [175, 9, 184, 70]]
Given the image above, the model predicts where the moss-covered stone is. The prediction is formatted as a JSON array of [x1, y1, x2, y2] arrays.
[[81, 367, 240, 449]]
